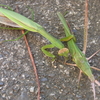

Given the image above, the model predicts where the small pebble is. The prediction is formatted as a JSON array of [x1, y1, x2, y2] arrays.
[[48, 73, 55, 77], [0, 87, 2, 90], [30, 87, 35, 93], [40, 78, 48, 82], [50, 93, 55, 96], [64, 69, 69, 75], [0, 54, 3, 58], [0, 81, 4, 86], [59, 65, 64, 68]]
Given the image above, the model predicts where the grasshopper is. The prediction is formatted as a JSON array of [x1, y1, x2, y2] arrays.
[[0, 7, 100, 100]]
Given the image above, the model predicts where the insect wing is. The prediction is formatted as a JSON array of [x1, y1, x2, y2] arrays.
[[0, 12, 21, 28]]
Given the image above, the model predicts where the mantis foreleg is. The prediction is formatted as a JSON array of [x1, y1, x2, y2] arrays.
[[41, 35, 74, 58]]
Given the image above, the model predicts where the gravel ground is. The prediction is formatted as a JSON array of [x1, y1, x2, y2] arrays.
[[0, 0, 100, 100]]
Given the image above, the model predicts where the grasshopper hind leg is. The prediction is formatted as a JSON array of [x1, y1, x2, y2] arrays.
[[87, 49, 100, 60], [87, 49, 100, 71], [78, 70, 82, 84], [95, 80, 100, 86]]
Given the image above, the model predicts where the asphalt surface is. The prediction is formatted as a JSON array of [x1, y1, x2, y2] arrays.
[[0, 0, 100, 100]]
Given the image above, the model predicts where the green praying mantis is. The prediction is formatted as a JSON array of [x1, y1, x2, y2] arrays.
[[0, 7, 100, 100]]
